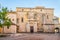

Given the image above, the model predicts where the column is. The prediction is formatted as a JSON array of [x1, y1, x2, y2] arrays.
[[26, 22, 30, 32], [34, 22, 37, 32]]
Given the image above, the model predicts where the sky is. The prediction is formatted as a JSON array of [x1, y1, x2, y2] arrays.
[[0, 0, 60, 17]]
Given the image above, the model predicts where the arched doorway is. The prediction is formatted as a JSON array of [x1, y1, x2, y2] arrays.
[[30, 26, 34, 33], [55, 27, 59, 33]]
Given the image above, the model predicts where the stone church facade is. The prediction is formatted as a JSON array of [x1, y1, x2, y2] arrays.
[[0, 6, 60, 33]]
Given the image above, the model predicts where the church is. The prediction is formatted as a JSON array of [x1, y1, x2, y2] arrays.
[[0, 6, 60, 33]]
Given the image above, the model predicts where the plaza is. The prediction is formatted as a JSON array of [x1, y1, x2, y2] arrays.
[[0, 33, 60, 40]]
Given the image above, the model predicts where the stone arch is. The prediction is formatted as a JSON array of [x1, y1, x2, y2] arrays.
[[54, 27, 59, 33]]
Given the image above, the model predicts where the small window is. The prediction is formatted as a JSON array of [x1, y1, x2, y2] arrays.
[[34, 14, 37, 19], [17, 18, 19, 23], [12, 19, 14, 21], [47, 15, 49, 19], [41, 9, 42, 11], [42, 14, 45, 21], [21, 18, 23, 22]]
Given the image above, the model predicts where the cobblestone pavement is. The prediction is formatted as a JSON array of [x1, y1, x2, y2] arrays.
[[0, 33, 60, 40]]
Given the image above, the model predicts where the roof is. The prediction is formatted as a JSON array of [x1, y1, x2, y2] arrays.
[[7, 11, 16, 14], [16, 6, 54, 10]]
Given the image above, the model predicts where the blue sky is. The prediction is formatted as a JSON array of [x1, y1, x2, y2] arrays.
[[0, 0, 60, 17]]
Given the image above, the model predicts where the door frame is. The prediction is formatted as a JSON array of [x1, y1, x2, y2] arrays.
[[30, 26, 34, 33]]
